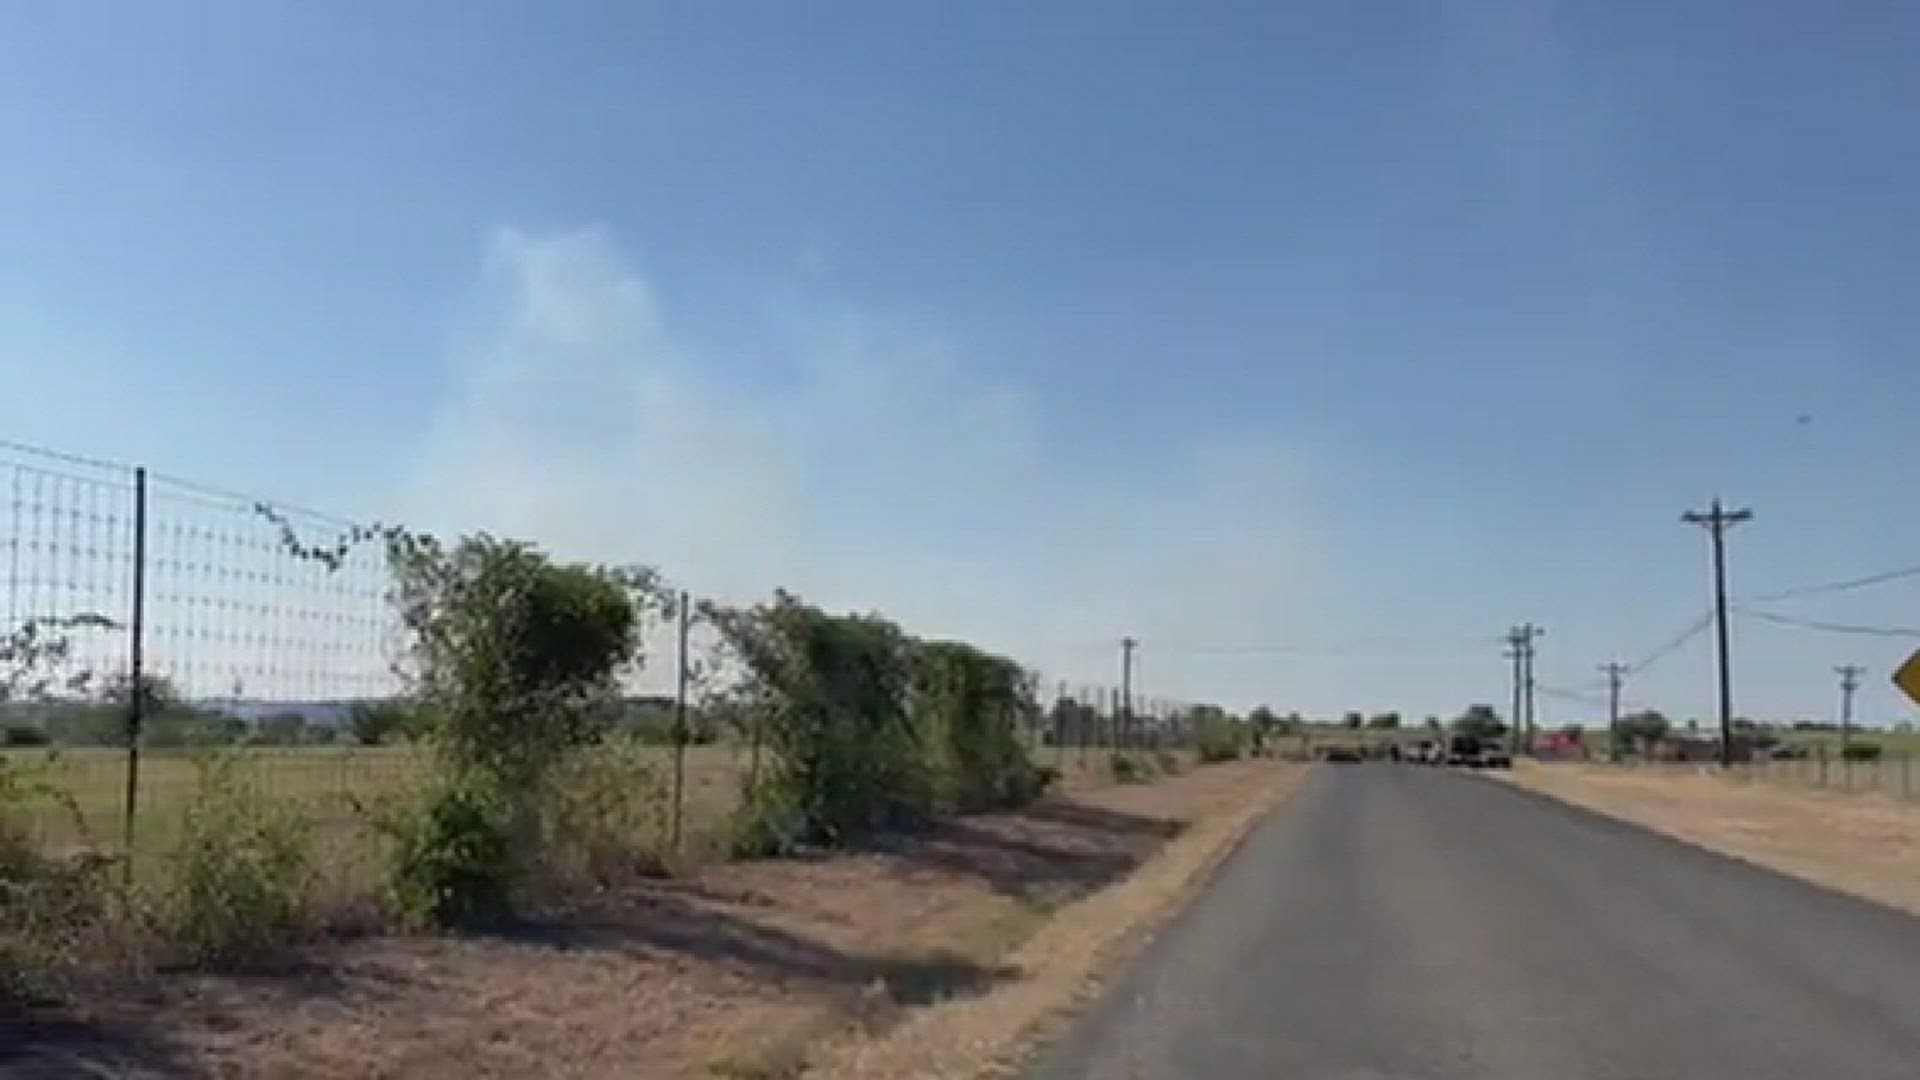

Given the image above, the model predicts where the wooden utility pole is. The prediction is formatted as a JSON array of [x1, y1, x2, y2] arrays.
[[1505, 624, 1542, 753], [1600, 661, 1630, 762], [1836, 664, 1864, 756], [1683, 500, 1752, 768]]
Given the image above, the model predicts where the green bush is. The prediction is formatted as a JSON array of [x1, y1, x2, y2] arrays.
[[2, 724, 48, 747], [385, 534, 654, 918], [709, 593, 931, 843], [387, 773, 514, 929], [1108, 752, 1150, 784], [913, 641, 1043, 812], [154, 755, 314, 963], [1194, 710, 1247, 763], [1841, 742, 1883, 762], [1154, 749, 1184, 776]]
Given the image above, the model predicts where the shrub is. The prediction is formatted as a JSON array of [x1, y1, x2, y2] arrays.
[[1194, 710, 1247, 763], [386, 534, 654, 917], [390, 534, 648, 790], [1841, 742, 1883, 762], [1108, 752, 1149, 784], [913, 641, 1043, 812], [2, 724, 48, 747], [708, 592, 931, 843], [540, 739, 668, 885], [154, 754, 314, 963], [1154, 749, 1184, 776], [386, 773, 514, 929]]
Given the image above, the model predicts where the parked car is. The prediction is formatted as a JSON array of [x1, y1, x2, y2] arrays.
[[1320, 745, 1362, 763], [1479, 744, 1513, 769]]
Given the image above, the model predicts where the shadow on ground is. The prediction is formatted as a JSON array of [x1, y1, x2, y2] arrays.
[[493, 889, 1015, 1008], [0, 792, 1192, 1076], [857, 799, 1188, 904], [0, 1011, 196, 1080]]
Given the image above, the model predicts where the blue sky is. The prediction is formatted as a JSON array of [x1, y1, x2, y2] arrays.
[[4, 1, 1920, 722]]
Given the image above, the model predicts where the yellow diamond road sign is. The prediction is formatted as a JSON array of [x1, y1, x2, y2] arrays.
[[1896, 649, 1920, 710]]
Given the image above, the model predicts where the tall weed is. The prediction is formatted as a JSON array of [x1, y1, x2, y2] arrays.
[[152, 753, 315, 964]]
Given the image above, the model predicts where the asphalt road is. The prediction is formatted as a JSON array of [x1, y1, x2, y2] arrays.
[[1027, 764, 1920, 1079]]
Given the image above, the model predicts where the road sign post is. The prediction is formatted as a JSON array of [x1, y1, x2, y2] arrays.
[[1895, 648, 1920, 710]]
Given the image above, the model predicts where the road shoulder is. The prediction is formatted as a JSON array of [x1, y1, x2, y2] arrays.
[[804, 760, 1310, 1080], [1505, 760, 1920, 917]]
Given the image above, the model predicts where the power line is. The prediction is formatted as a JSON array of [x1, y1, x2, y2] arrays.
[[1737, 607, 1920, 639], [1746, 563, 1920, 604], [1628, 612, 1714, 674]]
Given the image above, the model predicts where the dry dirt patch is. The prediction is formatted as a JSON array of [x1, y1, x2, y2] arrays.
[[6, 760, 1300, 1080], [1509, 761, 1920, 916]]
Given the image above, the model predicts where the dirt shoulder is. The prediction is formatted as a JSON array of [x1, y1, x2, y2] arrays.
[[6, 760, 1304, 1080], [1507, 761, 1920, 917]]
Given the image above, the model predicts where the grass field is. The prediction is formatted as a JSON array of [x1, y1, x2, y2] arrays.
[[2, 743, 760, 892], [3, 737, 1176, 886]]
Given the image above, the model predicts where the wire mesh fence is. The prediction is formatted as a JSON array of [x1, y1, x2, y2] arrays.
[[1598, 744, 1920, 805], [0, 438, 1201, 872]]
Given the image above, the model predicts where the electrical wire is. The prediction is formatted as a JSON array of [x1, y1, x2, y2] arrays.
[[1628, 613, 1714, 675], [1736, 606, 1920, 639], [1745, 563, 1920, 604]]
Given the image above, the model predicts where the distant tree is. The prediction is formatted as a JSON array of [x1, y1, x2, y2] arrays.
[[1279, 711, 1304, 734], [252, 712, 309, 746], [1342, 711, 1364, 730], [1617, 709, 1669, 750], [349, 700, 423, 746], [1367, 712, 1401, 730], [1425, 715, 1442, 731], [1452, 704, 1506, 740], [1248, 705, 1277, 731]]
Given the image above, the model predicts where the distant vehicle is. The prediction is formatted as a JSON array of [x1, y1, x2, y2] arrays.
[[1479, 744, 1513, 769], [1320, 745, 1363, 763], [1405, 740, 1442, 766], [1446, 734, 1482, 766]]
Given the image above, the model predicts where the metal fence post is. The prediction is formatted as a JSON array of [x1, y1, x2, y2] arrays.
[[1059, 676, 1075, 768], [120, 466, 147, 880], [669, 590, 689, 857], [1817, 743, 1828, 789], [1904, 750, 1913, 803]]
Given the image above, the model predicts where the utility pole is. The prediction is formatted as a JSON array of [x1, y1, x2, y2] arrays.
[[1600, 661, 1630, 762], [1505, 634, 1524, 753], [1683, 499, 1752, 768], [1505, 624, 1543, 753], [1120, 637, 1137, 751], [1836, 664, 1864, 756]]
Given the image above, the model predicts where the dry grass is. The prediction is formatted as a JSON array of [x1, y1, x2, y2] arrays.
[[1508, 760, 1920, 916], [6, 758, 1302, 1078]]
